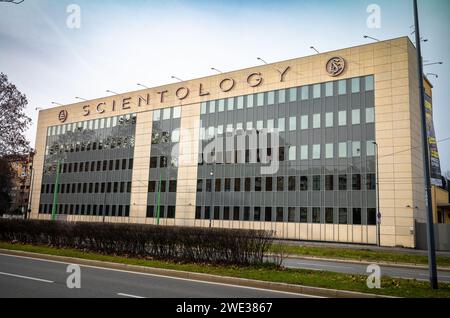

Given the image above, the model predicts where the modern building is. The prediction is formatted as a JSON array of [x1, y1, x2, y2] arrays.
[[30, 36, 442, 248]]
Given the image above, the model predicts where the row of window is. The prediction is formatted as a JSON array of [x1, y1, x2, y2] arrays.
[[197, 174, 376, 192], [195, 206, 377, 225], [47, 114, 137, 137], [46, 136, 135, 156], [198, 141, 375, 166], [41, 181, 132, 194], [39, 204, 130, 217], [146, 205, 176, 219], [54, 158, 134, 174], [151, 130, 180, 144], [199, 108, 375, 140], [149, 156, 178, 169], [148, 180, 177, 193], [152, 106, 182, 122], [200, 76, 374, 115]]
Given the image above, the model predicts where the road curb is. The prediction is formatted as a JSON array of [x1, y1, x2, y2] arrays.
[[277, 254, 450, 272], [0, 248, 392, 298]]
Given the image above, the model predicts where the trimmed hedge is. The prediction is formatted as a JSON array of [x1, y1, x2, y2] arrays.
[[0, 219, 274, 266]]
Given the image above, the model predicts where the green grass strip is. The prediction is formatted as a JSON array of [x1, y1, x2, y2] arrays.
[[0, 242, 449, 298]]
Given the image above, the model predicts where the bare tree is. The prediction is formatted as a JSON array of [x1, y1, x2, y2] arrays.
[[0, 73, 31, 157]]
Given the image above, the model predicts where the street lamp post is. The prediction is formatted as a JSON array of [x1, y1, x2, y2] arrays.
[[209, 170, 214, 228], [373, 142, 381, 247], [413, 0, 438, 289]]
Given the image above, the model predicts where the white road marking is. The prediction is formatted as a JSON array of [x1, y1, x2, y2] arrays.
[[0, 271, 54, 283], [117, 293, 145, 298], [0, 253, 320, 298]]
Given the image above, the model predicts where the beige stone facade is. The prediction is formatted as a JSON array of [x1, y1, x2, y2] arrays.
[[30, 37, 427, 248]]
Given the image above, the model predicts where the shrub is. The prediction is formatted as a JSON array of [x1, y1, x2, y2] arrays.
[[0, 219, 274, 266]]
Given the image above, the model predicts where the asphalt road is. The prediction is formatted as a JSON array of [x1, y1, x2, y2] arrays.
[[282, 257, 450, 283], [0, 253, 313, 298]]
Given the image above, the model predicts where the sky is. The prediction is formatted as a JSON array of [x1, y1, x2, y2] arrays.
[[0, 0, 449, 173]]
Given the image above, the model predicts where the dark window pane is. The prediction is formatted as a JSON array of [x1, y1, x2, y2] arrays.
[[277, 176, 284, 191], [288, 207, 296, 222], [148, 181, 156, 193], [288, 176, 296, 191], [265, 177, 273, 191], [197, 179, 203, 192], [265, 207, 272, 222], [312, 207, 321, 223], [367, 208, 377, 225], [245, 178, 251, 192], [234, 178, 241, 192], [313, 175, 321, 191], [339, 175, 347, 190], [325, 175, 333, 191], [325, 208, 334, 224], [223, 207, 230, 220], [244, 207, 250, 221], [254, 207, 261, 221], [160, 180, 166, 193], [352, 174, 361, 190], [128, 158, 134, 170], [233, 207, 240, 220], [300, 176, 308, 191], [255, 177, 262, 191], [353, 208, 362, 225], [214, 207, 220, 220], [205, 179, 211, 192], [150, 157, 158, 168], [366, 173, 376, 190], [167, 206, 175, 219], [215, 179, 221, 192], [169, 180, 177, 192], [276, 207, 284, 222], [195, 206, 202, 219], [339, 208, 348, 224], [160, 156, 168, 168], [300, 208, 308, 223], [225, 178, 231, 192]]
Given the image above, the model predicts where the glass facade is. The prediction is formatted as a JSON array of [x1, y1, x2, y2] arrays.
[[39, 114, 137, 217], [147, 106, 181, 219], [195, 75, 377, 225]]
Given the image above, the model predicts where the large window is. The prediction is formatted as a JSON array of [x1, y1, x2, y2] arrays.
[[339, 208, 347, 224], [352, 109, 361, 125], [313, 84, 321, 99], [325, 208, 334, 224], [338, 111, 347, 126], [325, 112, 333, 127], [313, 114, 321, 129], [312, 144, 321, 159], [325, 82, 333, 97], [325, 143, 334, 159], [312, 208, 321, 223], [301, 86, 309, 100], [289, 117, 297, 131], [300, 115, 308, 130], [338, 80, 346, 95], [353, 208, 362, 225]]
